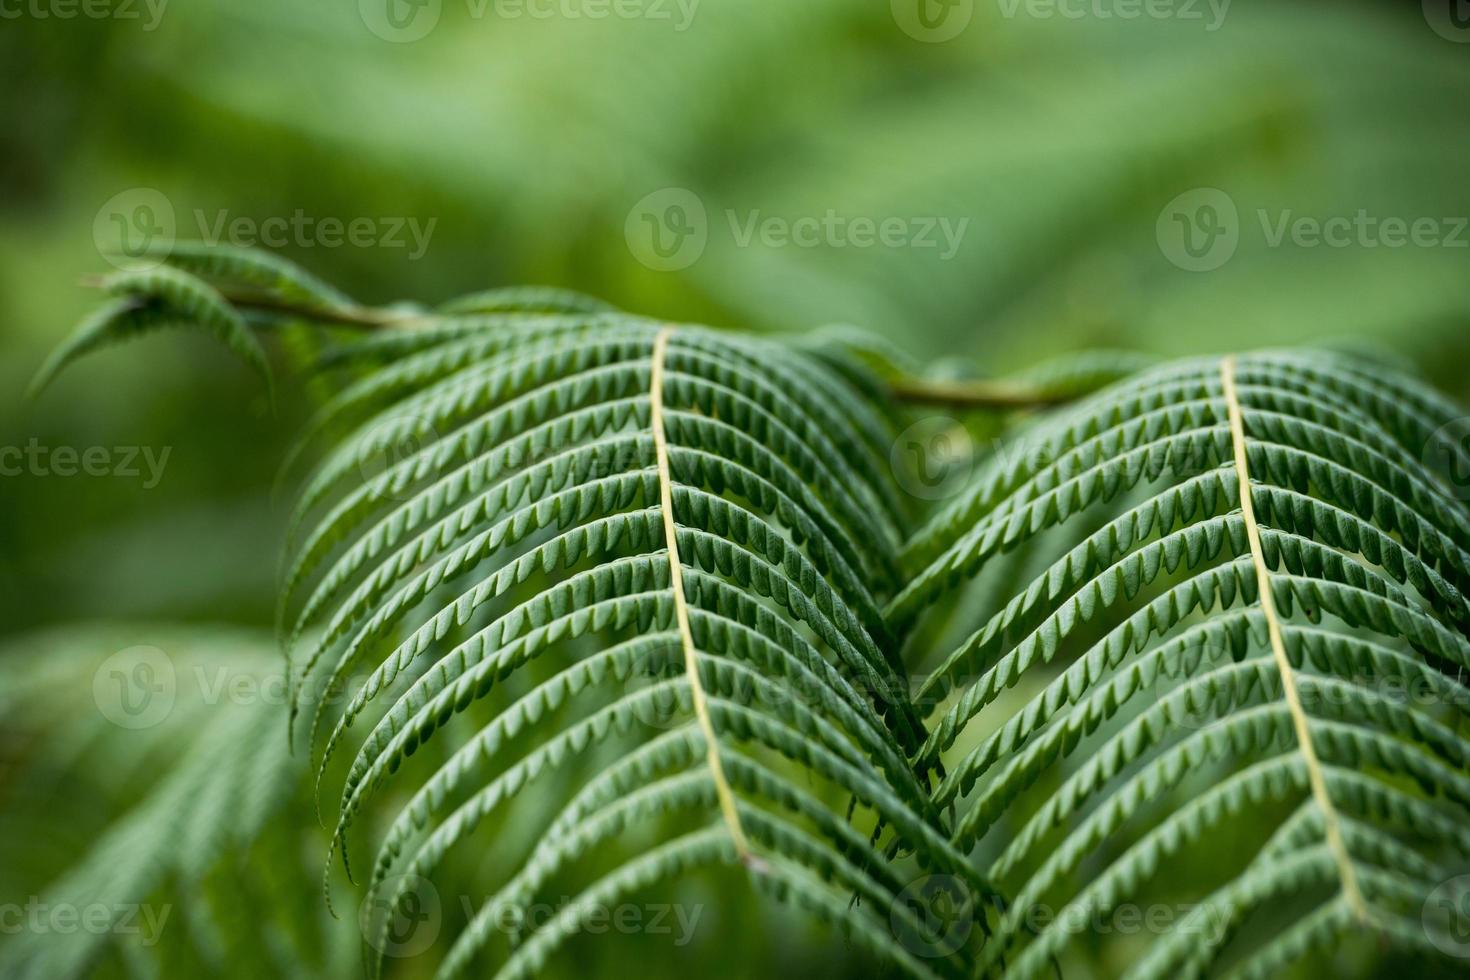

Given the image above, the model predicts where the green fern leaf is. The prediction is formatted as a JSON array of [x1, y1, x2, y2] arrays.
[[907, 351, 1470, 978], [284, 311, 996, 979]]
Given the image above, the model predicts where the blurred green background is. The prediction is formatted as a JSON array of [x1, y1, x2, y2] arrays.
[[2, 1, 1468, 976]]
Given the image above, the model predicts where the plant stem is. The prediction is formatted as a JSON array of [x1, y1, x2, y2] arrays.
[[887, 377, 1073, 409], [221, 291, 423, 329], [80, 276, 427, 330]]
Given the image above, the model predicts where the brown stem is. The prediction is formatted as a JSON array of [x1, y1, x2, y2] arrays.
[[888, 377, 1073, 410], [216, 290, 425, 329], [80, 276, 430, 330]]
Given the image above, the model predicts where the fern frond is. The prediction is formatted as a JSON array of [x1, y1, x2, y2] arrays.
[[140, 241, 358, 313], [29, 261, 281, 401], [0, 625, 356, 980], [907, 350, 1470, 977], [283, 310, 997, 978]]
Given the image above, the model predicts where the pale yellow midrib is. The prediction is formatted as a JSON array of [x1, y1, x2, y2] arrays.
[[650, 327, 752, 860], [1220, 355, 1368, 923]]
